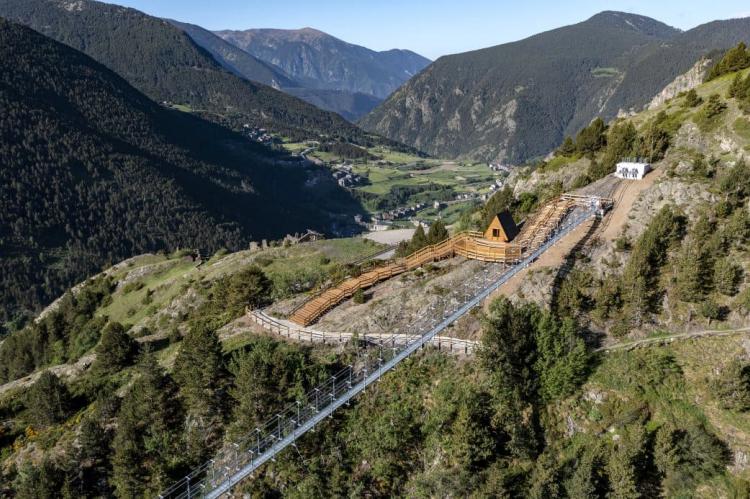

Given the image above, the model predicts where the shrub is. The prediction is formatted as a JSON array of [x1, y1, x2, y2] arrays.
[[712, 360, 750, 411], [352, 288, 366, 304], [704, 94, 728, 119], [683, 89, 703, 108], [714, 258, 742, 296], [700, 298, 721, 322]]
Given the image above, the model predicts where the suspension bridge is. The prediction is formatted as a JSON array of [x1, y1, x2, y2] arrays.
[[159, 195, 611, 499]]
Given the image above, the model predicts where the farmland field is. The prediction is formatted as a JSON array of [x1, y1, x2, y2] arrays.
[[284, 141, 503, 218]]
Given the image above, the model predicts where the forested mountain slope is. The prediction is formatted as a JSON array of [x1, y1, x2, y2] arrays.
[[215, 27, 431, 99], [361, 11, 750, 163], [0, 0, 379, 142], [0, 17, 363, 325]]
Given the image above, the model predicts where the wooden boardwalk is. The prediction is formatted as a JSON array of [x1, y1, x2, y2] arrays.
[[289, 196, 594, 326]]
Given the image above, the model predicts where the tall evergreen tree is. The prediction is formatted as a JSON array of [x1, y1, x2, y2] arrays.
[[575, 117, 607, 155], [111, 353, 182, 498], [26, 371, 71, 427], [426, 219, 449, 245], [173, 323, 227, 460], [91, 322, 136, 375]]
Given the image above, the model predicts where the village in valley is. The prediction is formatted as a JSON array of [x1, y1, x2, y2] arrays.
[[282, 138, 516, 233]]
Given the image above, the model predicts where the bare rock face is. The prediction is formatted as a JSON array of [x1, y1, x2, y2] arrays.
[[507, 268, 556, 310], [648, 58, 712, 109]]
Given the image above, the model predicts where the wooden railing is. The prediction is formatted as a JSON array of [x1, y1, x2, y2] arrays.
[[248, 309, 478, 354], [288, 196, 601, 327]]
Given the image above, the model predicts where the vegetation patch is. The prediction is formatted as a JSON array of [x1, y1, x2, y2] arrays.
[[591, 67, 620, 78], [734, 117, 750, 141]]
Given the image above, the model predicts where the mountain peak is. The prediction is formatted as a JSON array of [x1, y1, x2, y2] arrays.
[[586, 11, 681, 38]]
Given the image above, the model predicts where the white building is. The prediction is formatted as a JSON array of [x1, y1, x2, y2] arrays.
[[615, 161, 651, 180]]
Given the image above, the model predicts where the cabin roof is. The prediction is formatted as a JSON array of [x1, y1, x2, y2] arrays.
[[490, 210, 519, 241]]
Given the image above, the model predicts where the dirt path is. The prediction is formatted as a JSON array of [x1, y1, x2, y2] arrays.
[[487, 218, 596, 302], [488, 171, 663, 304], [363, 229, 415, 246], [598, 168, 663, 243], [599, 326, 750, 352]]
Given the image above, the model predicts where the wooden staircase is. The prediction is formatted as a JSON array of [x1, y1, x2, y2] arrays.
[[288, 197, 578, 326]]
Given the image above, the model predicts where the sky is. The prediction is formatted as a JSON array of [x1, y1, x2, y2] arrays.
[[104, 0, 750, 60]]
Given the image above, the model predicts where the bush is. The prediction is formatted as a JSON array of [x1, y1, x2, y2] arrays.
[[704, 94, 728, 119], [714, 258, 742, 296], [700, 298, 721, 322], [352, 288, 366, 304], [683, 89, 703, 107], [712, 360, 750, 412]]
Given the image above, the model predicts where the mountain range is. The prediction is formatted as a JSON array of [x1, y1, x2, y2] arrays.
[[361, 11, 750, 163], [0, 0, 384, 139], [170, 21, 400, 121], [215, 27, 430, 100], [0, 16, 363, 323]]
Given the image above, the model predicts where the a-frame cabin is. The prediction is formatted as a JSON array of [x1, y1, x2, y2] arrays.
[[484, 210, 519, 242]]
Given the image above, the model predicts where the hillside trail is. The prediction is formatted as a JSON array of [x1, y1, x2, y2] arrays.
[[599, 326, 750, 352]]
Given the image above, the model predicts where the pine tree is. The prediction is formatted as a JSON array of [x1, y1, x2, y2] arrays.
[[565, 450, 603, 498], [638, 112, 671, 162], [708, 42, 750, 80], [714, 258, 742, 296], [173, 323, 227, 460], [26, 371, 71, 426], [91, 322, 135, 374], [534, 315, 589, 402], [448, 389, 494, 471], [411, 224, 427, 249], [575, 117, 607, 155], [111, 353, 182, 498], [702, 94, 727, 119], [673, 241, 710, 302], [173, 324, 226, 413], [14, 459, 64, 499], [527, 452, 561, 499], [557, 136, 576, 156], [426, 219, 449, 245], [728, 73, 745, 99], [75, 416, 112, 497]]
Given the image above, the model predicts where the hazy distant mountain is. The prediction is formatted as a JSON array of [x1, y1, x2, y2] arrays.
[[361, 11, 750, 163], [0, 17, 364, 321], [168, 19, 296, 89], [0, 0, 378, 141], [168, 21, 382, 120], [215, 27, 431, 99]]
